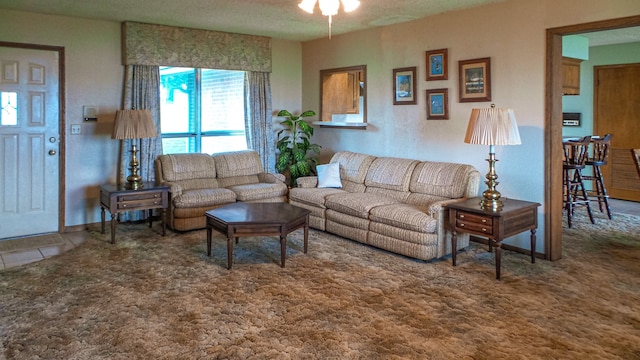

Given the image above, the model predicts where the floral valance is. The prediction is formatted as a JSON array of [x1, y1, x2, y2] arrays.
[[122, 21, 271, 72]]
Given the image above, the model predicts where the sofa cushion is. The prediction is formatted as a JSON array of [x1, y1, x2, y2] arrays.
[[325, 193, 399, 218], [364, 157, 418, 192], [369, 204, 437, 233], [410, 161, 477, 198], [173, 188, 236, 208], [213, 150, 263, 178], [317, 163, 342, 188], [289, 187, 346, 208], [330, 151, 376, 193], [158, 153, 216, 182], [228, 182, 288, 202]]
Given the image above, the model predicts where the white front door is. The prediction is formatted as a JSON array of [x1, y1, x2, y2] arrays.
[[0, 46, 60, 239]]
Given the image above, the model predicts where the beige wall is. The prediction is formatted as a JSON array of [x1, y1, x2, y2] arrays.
[[0, 9, 303, 228], [301, 0, 640, 251]]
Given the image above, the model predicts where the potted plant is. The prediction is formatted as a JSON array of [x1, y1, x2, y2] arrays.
[[276, 109, 322, 187]]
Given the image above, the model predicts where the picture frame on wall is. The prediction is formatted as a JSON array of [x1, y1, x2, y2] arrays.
[[458, 57, 491, 102], [426, 88, 449, 120], [393, 67, 417, 105], [425, 49, 448, 81]]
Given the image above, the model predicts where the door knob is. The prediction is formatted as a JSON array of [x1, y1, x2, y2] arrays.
[[49, 149, 56, 156]]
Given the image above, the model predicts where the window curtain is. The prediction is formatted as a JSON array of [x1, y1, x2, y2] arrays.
[[118, 64, 162, 221], [245, 71, 276, 173]]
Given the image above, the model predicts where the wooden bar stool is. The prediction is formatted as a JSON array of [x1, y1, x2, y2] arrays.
[[583, 134, 613, 220], [632, 149, 640, 179], [563, 136, 595, 228]]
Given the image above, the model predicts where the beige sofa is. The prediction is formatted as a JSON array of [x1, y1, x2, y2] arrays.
[[289, 151, 481, 261], [155, 150, 288, 231]]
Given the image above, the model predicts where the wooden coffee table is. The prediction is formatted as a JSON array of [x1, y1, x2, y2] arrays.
[[205, 202, 311, 269]]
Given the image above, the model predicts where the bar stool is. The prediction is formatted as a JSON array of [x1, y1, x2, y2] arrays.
[[583, 134, 613, 220], [563, 136, 595, 228]]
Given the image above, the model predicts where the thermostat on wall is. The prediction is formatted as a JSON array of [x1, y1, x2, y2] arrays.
[[83, 106, 98, 121]]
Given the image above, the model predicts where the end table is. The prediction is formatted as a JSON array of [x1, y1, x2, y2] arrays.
[[445, 197, 541, 280], [99, 182, 170, 244]]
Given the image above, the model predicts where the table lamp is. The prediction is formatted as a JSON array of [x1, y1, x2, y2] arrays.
[[464, 104, 521, 211], [112, 109, 157, 190]]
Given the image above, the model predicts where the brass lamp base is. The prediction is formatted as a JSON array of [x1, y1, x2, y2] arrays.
[[480, 148, 503, 211], [125, 143, 144, 190], [481, 197, 504, 211]]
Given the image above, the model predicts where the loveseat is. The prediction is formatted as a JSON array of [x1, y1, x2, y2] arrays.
[[155, 150, 288, 231], [289, 151, 481, 261]]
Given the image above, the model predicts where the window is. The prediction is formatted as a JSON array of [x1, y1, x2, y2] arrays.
[[159, 67, 247, 154], [1, 92, 18, 126]]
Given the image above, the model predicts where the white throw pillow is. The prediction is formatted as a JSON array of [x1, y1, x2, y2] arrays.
[[316, 163, 342, 188]]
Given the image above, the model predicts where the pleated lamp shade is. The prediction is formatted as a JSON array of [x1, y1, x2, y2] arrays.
[[112, 109, 157, 140], [464, 107, 521, 146]]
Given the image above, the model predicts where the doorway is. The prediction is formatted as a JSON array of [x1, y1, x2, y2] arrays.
[[0, 42, 65, 239], [546, 15, 640, 261]]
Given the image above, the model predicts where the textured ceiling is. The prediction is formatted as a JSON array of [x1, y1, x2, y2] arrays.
[[1, 0, 639, 43], [0, 0, 507, 41]]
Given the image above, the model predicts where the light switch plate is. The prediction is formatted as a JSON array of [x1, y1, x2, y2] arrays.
[[71, 124, 81, 135]]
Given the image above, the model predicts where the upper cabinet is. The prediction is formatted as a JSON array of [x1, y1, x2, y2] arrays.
[[562, 57, 582, 95]]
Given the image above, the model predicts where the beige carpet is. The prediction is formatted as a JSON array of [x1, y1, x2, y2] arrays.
[[0, 210, 639, 359]]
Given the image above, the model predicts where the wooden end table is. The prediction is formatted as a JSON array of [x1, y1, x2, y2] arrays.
[[205, 202, 310, 269], [99, 182, 169, 244], [445, 197, 541, 280]]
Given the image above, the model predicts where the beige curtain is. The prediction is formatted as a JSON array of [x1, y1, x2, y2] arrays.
[[245, 71, 276, 173], [117, 64, 162, 221]]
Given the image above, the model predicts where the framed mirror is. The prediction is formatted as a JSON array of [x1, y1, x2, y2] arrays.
[[319, 65, 366, 128]]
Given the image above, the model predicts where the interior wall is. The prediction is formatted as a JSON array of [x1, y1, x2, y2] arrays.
[[301, 0, 640, 253], [0, 9, 303, 229], [562, 41, 640, 138]]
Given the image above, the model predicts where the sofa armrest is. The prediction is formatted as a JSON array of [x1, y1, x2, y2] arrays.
[[427, 197, 470, 218], [158, 181, 183, 199], [296, 176, 318, 188], [258, 172, 285, 184]]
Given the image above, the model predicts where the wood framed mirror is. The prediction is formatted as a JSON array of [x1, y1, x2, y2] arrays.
[[319, 65, 366, 128]]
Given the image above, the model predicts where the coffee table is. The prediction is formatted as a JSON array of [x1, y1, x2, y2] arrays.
[[205, 202, 311, 269]]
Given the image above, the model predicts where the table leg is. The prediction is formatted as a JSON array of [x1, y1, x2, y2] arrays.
[[280, 235, 286, 268], [110, 213, 117, 245], [206, 226, 212, 256], [530, 229, 537, 264], [227, 235, 233, 270], [161, 209, 166, 236], [148, 209, 153, 228], [494, 241, 502, 280], [451, 230, 457, 266], [303, 218, 309, 254], [101, 207, 106, 234]]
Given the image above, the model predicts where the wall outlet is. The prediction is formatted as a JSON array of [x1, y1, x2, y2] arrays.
[[71, 124, 81, 135]]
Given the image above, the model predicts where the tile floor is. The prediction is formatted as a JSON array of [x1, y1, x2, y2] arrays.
[[1, 198, 639, 270], [0, 231, 90, 270]]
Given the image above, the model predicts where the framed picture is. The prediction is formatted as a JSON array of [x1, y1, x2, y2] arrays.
[[426, 88, 449, 120], [425, 49, 448, 81], [393, 67, 417, 105], [458, 57, 491, 102]]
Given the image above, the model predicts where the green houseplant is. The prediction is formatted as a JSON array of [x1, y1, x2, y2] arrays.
[[276, 109, 322, 187]]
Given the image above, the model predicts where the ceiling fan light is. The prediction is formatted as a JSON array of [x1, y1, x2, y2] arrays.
[[341, 0, 360, 13], [319, 0, 340, 16], [298, 0, 317, 14]]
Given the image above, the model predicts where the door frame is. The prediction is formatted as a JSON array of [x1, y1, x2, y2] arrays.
[[0, 41, 66, 235], [545, 15, 640, 260]]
